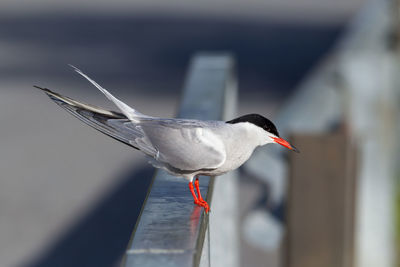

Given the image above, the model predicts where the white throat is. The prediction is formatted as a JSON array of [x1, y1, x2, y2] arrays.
[[236, 122, 276, 147]]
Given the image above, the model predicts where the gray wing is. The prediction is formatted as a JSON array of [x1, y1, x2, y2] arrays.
[[37, 86, 226, 171], [36, 86, 157, 156], [139, 120, 226, 171]]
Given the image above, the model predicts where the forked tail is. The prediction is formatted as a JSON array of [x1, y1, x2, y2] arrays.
[[34, 85, 141, 149]]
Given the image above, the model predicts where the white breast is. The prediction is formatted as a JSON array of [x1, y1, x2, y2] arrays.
[[211, 122, 269, 174]]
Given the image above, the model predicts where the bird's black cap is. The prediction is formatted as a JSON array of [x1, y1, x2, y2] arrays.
[[226, 114, 279, 137]]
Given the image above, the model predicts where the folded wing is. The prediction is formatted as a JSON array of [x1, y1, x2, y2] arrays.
[[140, 121, 226, 171]]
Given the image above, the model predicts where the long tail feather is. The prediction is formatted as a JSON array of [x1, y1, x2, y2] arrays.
[[68, 65, 150, 122]]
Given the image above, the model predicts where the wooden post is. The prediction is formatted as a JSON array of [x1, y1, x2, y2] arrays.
[[285, 128, 357, 267]]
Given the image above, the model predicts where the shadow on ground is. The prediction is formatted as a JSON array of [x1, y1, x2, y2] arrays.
[[27, 167, 154, 267]]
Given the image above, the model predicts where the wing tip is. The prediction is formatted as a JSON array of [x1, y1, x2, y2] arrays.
[[33, 85, 46, 90], [34, 85, 53, 95], [34, 85, 70, 107]]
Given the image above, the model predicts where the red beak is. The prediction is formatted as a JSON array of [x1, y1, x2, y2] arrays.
[[271, 137, 300, 153]]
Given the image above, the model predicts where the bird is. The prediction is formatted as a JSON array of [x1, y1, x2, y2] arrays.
[[35, 66, 299, 213]]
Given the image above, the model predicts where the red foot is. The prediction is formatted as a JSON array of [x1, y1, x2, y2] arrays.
[[194, 199, 210, 213]]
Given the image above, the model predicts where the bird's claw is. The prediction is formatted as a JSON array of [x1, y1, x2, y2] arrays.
[[194, 199, 210, 213]]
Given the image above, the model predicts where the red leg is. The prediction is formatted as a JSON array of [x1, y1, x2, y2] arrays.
[[194, 177, 205, 202], [188, 180, 210, 213], [188, 182, 199, 203], [194, 177, 210, 213]]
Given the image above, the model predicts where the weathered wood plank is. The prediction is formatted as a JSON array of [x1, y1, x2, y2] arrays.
[[286, 128, 357, 267]]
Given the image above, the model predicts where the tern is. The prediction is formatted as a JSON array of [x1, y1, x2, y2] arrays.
[[35, 66, 299, 213]]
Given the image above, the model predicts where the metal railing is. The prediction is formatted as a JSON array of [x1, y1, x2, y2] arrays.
[[121, 53, 238, 267]]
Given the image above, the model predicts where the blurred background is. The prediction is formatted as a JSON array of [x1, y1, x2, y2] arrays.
[[1, 0, 399, 266]]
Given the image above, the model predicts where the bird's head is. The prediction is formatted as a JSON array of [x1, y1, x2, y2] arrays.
[[227, 114, 299, 153]]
